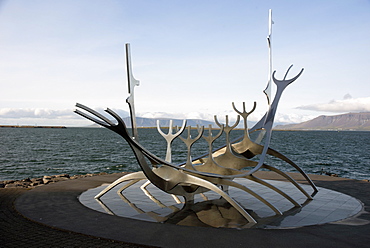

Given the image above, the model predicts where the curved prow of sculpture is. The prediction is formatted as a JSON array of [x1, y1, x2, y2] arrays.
[[247, 65, 304, 174], [249, 65, 302, 134]]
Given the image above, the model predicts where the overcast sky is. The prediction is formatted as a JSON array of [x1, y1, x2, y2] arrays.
[[1, 0, 369, 126]]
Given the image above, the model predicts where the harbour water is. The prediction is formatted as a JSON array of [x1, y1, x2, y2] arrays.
[[0, 127, 369, 181]]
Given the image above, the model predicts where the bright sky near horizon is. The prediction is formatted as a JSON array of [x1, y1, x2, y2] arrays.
[[0, 0, 369, 126]]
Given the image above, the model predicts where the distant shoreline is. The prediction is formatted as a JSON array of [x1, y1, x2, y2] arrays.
[[1, 125, 368, 131], [272, 129, 370, 131], [0, 125, 66, 129]]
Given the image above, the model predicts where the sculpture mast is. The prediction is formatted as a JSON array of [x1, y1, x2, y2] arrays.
[[264, 9, 273, 105], [254, 9, 273, 143], [125, 43, 140, 141]]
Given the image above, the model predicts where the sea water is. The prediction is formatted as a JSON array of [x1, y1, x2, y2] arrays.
[[0, 127, 369, 181]]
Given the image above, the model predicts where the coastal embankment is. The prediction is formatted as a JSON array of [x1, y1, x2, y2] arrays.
[[0, 172, 128, 189], [2, 171, 368, 189], [0, 125, 66, 128]]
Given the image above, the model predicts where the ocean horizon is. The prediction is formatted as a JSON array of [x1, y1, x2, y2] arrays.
[[0, 127, 369, 182]]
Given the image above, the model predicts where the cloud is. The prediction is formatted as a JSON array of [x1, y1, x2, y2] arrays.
[[0, 107, 129, 126], [297, 96, 370, 113], [139, 111, 315, 126], [140, 111, 215, 122], [343, 93, 352, 100], [0, 108, 74, 119], [139, 110, 242, 122], [0, 107, 129, 119], [0, 105, 340, 127], [275, 113, 316, 124]]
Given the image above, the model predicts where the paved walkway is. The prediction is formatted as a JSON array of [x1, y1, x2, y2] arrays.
[[1, 172, 370, 247], [0, 186, 152, 247]]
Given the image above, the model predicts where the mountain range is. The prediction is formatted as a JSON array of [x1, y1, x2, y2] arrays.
[[85, 117, 216, 128], [125, 117, 215, 128], [87, 112, 370, 131], [274, 112, 370, 131]]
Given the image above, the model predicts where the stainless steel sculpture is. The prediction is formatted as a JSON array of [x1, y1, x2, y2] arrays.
[[125, 43, 140, 140], [75, 10, 318, 227]]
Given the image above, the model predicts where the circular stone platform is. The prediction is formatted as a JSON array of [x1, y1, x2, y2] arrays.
[[80, 178, 363, 229]]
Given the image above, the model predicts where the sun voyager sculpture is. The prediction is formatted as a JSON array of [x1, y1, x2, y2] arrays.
[[75, 10, 318, 228]]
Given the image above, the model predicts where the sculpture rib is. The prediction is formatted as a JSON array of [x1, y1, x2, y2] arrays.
[[173, 172, 257, 224], [205, 177, 283, 216], [263, 149, 318, 196], [95, 171, 146, 199], [245, 175, 301, 207], [261, 164, 313, 199]]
